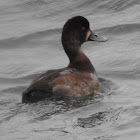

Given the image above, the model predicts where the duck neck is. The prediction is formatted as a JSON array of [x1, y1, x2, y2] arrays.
[[62, 41, 95, 73]]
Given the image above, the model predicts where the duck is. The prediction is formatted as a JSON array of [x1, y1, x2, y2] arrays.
[[22, 16, 107, 103]]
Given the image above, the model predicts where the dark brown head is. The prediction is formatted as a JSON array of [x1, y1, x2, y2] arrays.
[[62, 16, 108, 46], [61, 16, 95, 62], [62, 16, 92, 46], [61, 16, 108, 67]]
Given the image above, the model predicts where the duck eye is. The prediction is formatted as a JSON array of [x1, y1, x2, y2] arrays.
[[81, 27, 86, 31]]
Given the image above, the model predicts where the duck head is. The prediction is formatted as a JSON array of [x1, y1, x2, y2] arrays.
[[61, 16, 107, 63], [62, 16, 107, 46]]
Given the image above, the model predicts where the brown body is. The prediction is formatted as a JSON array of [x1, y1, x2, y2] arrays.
[[22, 16, 99, 103]]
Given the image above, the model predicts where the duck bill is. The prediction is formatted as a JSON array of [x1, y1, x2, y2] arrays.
[[88, 30, 108, 42]]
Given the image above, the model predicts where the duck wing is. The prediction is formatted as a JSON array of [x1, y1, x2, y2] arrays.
[[22, 68, 66, 103]]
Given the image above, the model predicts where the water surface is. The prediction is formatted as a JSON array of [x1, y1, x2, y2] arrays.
[[0, 0, 140, 140]]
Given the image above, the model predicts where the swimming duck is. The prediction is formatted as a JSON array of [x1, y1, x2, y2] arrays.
[[22, 16, 107, 103]]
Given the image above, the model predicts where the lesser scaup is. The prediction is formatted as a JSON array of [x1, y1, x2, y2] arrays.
[[22, 16, 107, 103]]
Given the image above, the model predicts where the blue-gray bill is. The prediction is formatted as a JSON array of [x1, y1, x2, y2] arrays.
[[89, 31, 108, 42]]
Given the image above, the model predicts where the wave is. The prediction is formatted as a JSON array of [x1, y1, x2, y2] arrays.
[[0, 72, 41, 93], [97, 23, 140, 35], [1, 86, 26, 94], [1, 0, 139, 19], [97, 0, 140, 11], [0, 72, 40, 83], [0, 28, 61, 49], [77, 105, 140, 128], [27, 0, 140, 20], [17, 0, 140, 12], [1, 22, 139, 49]]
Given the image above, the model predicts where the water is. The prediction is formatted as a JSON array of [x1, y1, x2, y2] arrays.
[[0, 0, 140, 139]]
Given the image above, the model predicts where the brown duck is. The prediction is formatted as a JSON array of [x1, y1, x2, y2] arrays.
[[22, 16, 107, 103]]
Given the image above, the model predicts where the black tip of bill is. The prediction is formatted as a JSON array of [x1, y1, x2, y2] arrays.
[[88, 30, 108, 42]]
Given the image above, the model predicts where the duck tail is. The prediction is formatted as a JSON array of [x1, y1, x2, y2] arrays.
[[22, 90, 50, 103]]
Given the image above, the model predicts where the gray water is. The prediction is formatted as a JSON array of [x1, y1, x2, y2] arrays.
[[0, 0, 140, 140]]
